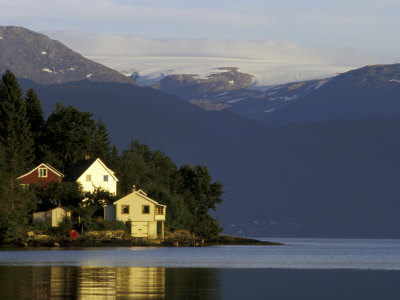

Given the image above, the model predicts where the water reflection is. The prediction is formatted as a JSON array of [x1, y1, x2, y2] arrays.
[[0, 266, 220, 299]]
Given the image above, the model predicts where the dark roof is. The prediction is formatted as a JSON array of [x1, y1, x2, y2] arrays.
[[64, 158, 96, 181]]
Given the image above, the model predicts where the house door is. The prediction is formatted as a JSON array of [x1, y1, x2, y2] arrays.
[[131, 222, 148, 237]]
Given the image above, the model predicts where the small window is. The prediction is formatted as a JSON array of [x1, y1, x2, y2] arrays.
[[142, 205, 150, 214], [20, 184, 29, 191], [86, 174, 91, 181], [121, 205, 129, 214], [156, 206, 164, 215], [104, 175, 109, 182], [38, 168, 47, 178]]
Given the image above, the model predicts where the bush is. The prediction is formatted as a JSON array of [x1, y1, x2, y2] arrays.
[[53, 217, 73, 236], [32, 221, 51, 235]]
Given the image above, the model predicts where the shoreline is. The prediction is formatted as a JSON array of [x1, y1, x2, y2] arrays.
[[1, 234, 283, 248]]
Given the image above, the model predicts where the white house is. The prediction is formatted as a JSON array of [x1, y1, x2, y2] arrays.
[[105, 188, 166, 239], [33, 207, 71, 227], [66, 157, 118, 195]]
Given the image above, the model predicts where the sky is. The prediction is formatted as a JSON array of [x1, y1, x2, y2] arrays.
[[1, 0, 399, 84]]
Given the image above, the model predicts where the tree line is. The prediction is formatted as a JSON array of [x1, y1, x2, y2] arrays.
[[0, 70, 223, 243]]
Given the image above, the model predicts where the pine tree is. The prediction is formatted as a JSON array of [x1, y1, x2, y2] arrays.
[[90, 118, 111, 162], [25, 88, 44, 163], [0, 71, 35, 240], [44, 103, 95, 171], [0, 70, 34, 183]]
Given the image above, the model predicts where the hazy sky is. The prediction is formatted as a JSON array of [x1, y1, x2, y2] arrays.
[[1, 0, 399, 70]]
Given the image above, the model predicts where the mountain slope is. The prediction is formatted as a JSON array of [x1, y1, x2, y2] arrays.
[[152, 67, 253, 99], [153, 63, 400, 126], [0, 26, 135, 85], [181, 64, 400, 125], [6, 27, 400, 238], [18, 79, 400, 238], [264, 64, 400, 125]]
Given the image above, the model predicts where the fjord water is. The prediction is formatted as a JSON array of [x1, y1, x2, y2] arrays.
[[1, 239, 400, 299]]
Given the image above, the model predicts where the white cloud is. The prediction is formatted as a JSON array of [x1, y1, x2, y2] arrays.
[[44, 30, 381, 86], [46, 31, 379, 66]]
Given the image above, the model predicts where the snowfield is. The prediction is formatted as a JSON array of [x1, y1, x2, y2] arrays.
[[87, 55, 354, 87]]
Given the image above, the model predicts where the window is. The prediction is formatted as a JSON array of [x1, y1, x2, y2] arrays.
[[104, 175, 109, 182], [156, 206, 164, 215], [20, 184, 29, 191], [38, 168, 47, 178], [142, 205, 150, 214], [86, 174, 91, 181], [121, 205, 129, 214]]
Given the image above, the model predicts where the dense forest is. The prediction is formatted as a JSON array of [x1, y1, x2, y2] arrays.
[[0, 70, 224, 243]]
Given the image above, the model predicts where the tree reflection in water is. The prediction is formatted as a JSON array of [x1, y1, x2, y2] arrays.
[[0, 266, 221, 299]]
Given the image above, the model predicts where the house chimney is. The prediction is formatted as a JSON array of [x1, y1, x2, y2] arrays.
[[132, 185, 136, 192], [84, 155, 91, 160]]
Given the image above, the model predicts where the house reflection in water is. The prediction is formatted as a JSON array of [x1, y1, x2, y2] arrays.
[[78, 267, 165, 299], [0, 265, 220, 299]]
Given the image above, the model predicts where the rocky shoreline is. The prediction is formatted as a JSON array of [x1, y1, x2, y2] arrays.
[[1, 231, 283, 248]]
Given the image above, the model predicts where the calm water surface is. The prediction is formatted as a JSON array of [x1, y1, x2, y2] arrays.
[[1, 238, 400, 299]]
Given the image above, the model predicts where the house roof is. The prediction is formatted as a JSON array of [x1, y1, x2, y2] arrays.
[[64, 158, 96, 181], [65, 157, 118, 182], [33, 206, 72, 214], [17, 163, 64, 179], [114, 189, 167, 207]]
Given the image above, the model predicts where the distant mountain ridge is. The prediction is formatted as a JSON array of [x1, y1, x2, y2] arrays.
[[152, 63, 400, 125], [0, 26, 135, 85], [152, 67, 253, 99], [4, 27, 400, 238]]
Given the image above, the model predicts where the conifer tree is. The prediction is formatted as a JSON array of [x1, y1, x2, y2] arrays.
[[0, 70, 34, 183], [0, 71, 35, 240], [25, 88, 44, 163], [44, 103, 95, 171], [90, 118, 111, 162]]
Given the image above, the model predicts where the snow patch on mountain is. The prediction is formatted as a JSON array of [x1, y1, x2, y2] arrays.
[[87, 55, 353, 87], [41, 51, 47, 55], [314, 78, 331, 89], [42, 68, 53, 73], [226, 97, 247, 104]]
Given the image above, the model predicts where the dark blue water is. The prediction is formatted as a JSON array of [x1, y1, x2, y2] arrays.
[[1, 238, 400, 299]]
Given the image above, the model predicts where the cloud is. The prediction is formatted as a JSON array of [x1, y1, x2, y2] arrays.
[[46, 31, 380, 67], [2, 0, 398, 63]]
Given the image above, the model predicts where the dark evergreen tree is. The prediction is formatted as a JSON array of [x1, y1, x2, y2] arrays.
[[44, 103, 95, 171], [148, 186, 187, 231], [0, 71, 35, 242], [178, 164, 224, 238], [108, 145, 120, 171], [90, 118, 111, 163], [0, 70, 34, 177], [25, 88, 45, 163], [25, 88, 44, 138]]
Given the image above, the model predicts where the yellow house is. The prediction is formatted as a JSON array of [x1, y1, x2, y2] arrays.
[[105, 188, 166, 239]]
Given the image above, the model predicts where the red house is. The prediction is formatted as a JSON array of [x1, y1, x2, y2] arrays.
[[18, 163, 64, 189]]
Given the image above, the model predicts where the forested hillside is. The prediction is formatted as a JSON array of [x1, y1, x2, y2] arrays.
[[0, 70, 223, 243]]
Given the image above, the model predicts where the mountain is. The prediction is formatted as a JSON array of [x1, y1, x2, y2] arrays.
[[170, 64, 400, 126], [263, 64, 400, 125], [19, 79, 400, 238], [152, 67, 253, 99], [0, 26, 135, 85], [4, 27, 400, 238]]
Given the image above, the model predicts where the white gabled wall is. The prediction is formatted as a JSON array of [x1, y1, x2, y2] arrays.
[[77, 159, 118, 195], [113, 191, 166, 238]]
